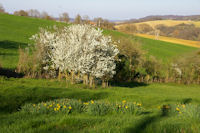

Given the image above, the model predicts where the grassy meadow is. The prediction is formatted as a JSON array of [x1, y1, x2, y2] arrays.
[[0, 13, 200, 132]]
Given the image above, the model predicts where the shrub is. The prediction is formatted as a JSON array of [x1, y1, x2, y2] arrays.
[[138, 24, 153, 34], [169, 50, 200, 84], [113, 36, 146, 82], [19, 25, 119, 87]]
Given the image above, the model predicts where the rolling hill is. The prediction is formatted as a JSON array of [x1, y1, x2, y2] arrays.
[[0, 13, 198, 69]]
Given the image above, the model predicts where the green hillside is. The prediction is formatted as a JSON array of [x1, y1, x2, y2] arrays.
[[104, 30, 198, 62], [0, 13, 66, 68], [0, 13, 198, 68]]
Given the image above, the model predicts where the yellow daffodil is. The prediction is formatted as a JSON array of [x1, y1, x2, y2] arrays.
[[182, 105, 185, 108], [49, 104, 52, 107], [137, 103, 142, 107], [44, 103, 47, 106], [91, 100, 94, 104], [176, 107, 180, 112], [125, 106, 128, 109], [33, 104, 36, 107], [122, 100, 126, 104], [54, 108, 57, 111], [69, 106, 72, 110], [165, 105, 170, 109], [83, 102, 89, 105], [64, 105, 67, 109]]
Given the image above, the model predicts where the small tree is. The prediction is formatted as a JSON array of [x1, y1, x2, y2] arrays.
[[74, 14, 82, 24], [0, 3, 5, 13], [27, 9, 40, 18], [14, 10, 28, 16], [30, 25, 119, 88], [82, 15, 90, 24], [59, 12, 70, 23]]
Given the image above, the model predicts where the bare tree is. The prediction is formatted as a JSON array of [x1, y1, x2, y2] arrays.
[[59, 12, 70, 23], [41, 11, 55, 20], [0, 3, 5, 13], [14, 10, 28, 16], [74, 14, 82, 24], [27, 9, 40, 18], [94, 17, 103, 27], [83, 15, 90, 24]]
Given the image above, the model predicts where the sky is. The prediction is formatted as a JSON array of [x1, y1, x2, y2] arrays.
[[0, 0, 200, 20]]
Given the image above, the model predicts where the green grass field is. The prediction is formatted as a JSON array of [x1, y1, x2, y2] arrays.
[[0, 13, 66, 69], [1, 78, 200, 133], [0, 13, 200, 133]]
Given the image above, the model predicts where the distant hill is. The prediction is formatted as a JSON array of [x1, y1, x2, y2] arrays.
[[120, 15, 200, 24]]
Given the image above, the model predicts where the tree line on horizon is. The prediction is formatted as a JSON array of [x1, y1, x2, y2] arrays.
[[0, 3, 115, 30]]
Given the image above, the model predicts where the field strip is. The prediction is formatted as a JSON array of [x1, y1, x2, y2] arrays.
[[115, 20, 200, 29], [136, 33, 200, 48]]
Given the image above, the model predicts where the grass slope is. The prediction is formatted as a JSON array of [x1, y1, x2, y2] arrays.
[[0, 13, 66, 69], [104, 30, 198, 62], [0, 13, 198, 68], [0, 78, 200, 132], [136, 33, 200, 48]]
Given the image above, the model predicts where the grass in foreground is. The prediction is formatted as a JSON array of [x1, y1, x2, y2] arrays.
[[0, 77, 200, 133]]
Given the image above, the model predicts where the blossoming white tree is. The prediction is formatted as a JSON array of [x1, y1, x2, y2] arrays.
[[31, 24, 119, 87]]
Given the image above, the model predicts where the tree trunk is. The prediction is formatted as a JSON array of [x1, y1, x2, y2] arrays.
[[71, 71, 75, 84], [83, 74, 89, 85], [58, 69, 62, 81], [102, 80, 108, 88], [89, 76, 95, 88]]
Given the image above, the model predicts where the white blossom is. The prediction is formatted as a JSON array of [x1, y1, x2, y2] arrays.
[[31, 24, 119, 80]]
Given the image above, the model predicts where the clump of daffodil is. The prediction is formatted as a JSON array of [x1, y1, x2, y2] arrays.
[[83, 102, 89, 105], [122, 100, 126, 104], [176, 107, 180, 112]]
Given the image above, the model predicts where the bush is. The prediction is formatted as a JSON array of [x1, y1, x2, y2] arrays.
[[113, 36, 146, 82], [138, 24, 153, 34], [169, 50, 200, 84], [18, 25, 119, 87]]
